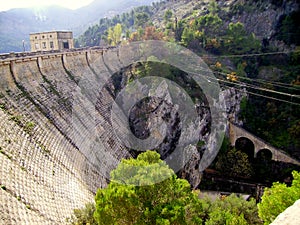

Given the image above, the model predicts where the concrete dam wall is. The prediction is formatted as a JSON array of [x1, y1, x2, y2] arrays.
[[0, 48, 131, 224]]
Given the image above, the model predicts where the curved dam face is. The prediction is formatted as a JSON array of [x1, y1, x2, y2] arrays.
[[0, 48, 130, 224]]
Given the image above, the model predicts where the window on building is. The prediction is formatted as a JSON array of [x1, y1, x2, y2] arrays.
[[50, 41, 54, 49], [50, 35, 52, 38], [42, 35, 45, 39], [35, 43, 40, 50], [35, 36, 37, 39], [63, 41, 69, 49], [42, 42, 46, 49]]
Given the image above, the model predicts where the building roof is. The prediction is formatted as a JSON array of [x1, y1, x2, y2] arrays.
[[29, 31, 73, 35]]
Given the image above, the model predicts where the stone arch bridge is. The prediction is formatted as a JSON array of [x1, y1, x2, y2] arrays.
[[229, 122, 300, 165]]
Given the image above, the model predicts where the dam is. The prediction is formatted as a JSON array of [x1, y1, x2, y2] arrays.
[[0, 41, 224, 224], [0, 42, 299, 224], [0, 47, 132, 224]]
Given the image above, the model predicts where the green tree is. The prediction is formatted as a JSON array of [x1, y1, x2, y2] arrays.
[[181, 14, 222, 49], [164, 9, 173, 23], [71, 151, 262, 224], [277, 13, 300, 45], [205, 194, 262, 225], [258, 171, 300, 224], [94, 151, 204, 225], [215, 147, 253, 178], [68, 203, 97, 225], [195, 14, 222, 38], [107, 23, 122, 46], [225, 22, 260, 54], [181, 27, 195, 46], [134, 12, 150, 28], [207, 0, 220, 15]]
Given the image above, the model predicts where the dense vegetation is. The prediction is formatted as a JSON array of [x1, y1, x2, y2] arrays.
[[75, 4, 162, 47], [258, 170, 300, 224], [69, 151, 300, 225], [69, 151, 262, 225]]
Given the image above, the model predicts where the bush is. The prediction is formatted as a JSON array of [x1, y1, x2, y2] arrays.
[[68, 203, 97, 225], [258, 171, 300, 224]]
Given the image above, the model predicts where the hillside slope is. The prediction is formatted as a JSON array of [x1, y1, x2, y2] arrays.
[[0, 0, 158, 53]]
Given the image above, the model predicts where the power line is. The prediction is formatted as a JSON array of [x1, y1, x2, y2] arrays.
[[214, 71, 300, 92], [198, 49, 300, 104], [246, 90, 300, 106], [215, 78, 300, 106], [188, 67, 300, 104], [212, 67, 300, 90], [249, 78, 299, 90], [222, 84, 300, 106], [203, 49, 300, 59], [236, 80, 300, 99], [214, 76, 300, 100], [158, 68, 300, 105]]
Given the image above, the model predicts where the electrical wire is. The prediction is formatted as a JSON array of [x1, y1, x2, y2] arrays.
[[195, 49, 300, 105], [215, 71, 300, 91], [214, 71, 300, 94], [203, 49, 300, 59], [213, 75, 299, 100], [215, 78, 300, 106]]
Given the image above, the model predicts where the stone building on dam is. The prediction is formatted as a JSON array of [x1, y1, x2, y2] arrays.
[[29, 31, 74, 52], [0, 41, 299, 224]]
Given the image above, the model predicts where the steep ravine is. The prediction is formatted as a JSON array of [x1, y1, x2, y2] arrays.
[[110, 66, 247, 188]]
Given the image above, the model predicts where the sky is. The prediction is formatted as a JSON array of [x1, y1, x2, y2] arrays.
[[0, 0, 95, 11]]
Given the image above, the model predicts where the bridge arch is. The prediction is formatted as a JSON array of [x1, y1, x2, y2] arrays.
[[235, 137, 255, 160], [257, 149, 273, 161], [229, 122, 300, 165]]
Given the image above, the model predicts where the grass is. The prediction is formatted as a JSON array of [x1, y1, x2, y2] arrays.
[[38, 142, 50, 154], [9, 114, 22, 126], [24, 121, 35, 133], [0, 103, 6, 111]]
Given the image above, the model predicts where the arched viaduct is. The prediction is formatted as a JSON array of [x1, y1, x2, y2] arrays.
[[229, 122, 300, 165]]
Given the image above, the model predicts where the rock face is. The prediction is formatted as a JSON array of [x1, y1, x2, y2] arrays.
[[224, 0, 299, 40], [222, 87, 247, 126], [122, 73, 246, 188], [270, 199, 300, 225]]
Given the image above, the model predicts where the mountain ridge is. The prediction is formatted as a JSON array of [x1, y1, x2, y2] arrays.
[[0, 0, 158, 53]]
